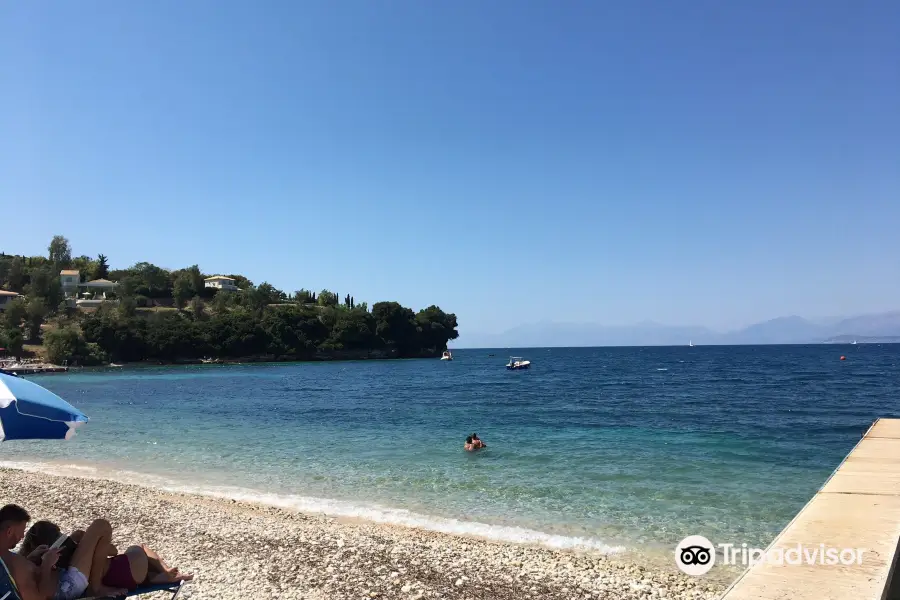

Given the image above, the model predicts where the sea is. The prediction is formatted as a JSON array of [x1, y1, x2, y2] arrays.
[[3, 345, 898, 571]]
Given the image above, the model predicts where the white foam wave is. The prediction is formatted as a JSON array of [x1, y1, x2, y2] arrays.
[[0, 459, 624, 554]]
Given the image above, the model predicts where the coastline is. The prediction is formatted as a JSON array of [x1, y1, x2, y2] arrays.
[[1, 467, 729, 600], [9, 349, 449, 369], [124, 348, 441, 366]]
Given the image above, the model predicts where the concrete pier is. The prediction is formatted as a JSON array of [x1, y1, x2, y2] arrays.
[[719, 417, 900, 599]]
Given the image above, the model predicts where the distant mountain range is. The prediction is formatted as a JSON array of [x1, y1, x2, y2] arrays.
[[456, 311, 900, 348]]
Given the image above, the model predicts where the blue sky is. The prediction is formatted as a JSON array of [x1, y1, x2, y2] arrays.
[[2, 1, 898, 337]]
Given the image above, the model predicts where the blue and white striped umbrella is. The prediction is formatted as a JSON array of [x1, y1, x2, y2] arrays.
[[0, 372, 88, 441]]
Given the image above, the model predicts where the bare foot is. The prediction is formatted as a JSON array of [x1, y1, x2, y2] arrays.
[[148, 570, 193, 584]]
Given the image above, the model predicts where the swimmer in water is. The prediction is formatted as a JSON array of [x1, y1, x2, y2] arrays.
[[472, 433, 486, 449], [464, 436, 475, 451]]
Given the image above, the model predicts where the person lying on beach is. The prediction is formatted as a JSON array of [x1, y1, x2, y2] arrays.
[[13, 517, 132, 600], [1, 504, 74, 600], [19, 518, 192, 598], [471, 433, 486, 449]]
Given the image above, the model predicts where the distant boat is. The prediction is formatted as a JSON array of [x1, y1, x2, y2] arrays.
[[441, 350, 453, 361], [851, 340, 858, 345], [108, 363, 123, 368], [689, 340, 694, 347], [506, 356, 531, 370]]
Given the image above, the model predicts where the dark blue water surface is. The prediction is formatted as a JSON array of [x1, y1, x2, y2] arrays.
[[4, 345, 898, 557]]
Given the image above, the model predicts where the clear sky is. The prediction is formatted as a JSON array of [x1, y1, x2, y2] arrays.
[[2, 1, 898, 336]]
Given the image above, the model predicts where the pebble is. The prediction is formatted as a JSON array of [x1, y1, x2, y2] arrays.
[[2, 467, 726, 600]]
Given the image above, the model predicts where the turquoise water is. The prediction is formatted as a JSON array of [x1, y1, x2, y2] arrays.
[[3, 345, 898, 557]]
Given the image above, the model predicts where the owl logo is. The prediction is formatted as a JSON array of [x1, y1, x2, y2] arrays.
[[675, 535, 716, 575]]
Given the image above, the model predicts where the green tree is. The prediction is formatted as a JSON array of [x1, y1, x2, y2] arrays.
[[317, 290, 338, 307], [0, 328, 24, 359], [71, 255, 98, 281], [0, 257, 9, 289], [244, 285, 270, 312], [172, 275, 193, 309], [186, 265, 204, 296], [210, 291, 231, 315], [81, 308, 145, 362], [78, 297, 457, 362], [372, 301, 419, 356], [25, 298, 47, 341], [415, 305, 459, 352], [189, 296, 206, 320], [24, 266, 63, 308], [55, 300, 74, 327], [252, 282, 286, 307], [227, 274, 253, 290], [2, 298, 27, 331], [44, 327, 79, 364], [130, 262, 171, 297], [44, 326, 105, 365], [7, 257, 26, 292], [118, 296, 137, 318], [118, 275, 141, 297], [328, 308, 378, 350], [94, 254, 110, 280], [48, 235, 73, 266]]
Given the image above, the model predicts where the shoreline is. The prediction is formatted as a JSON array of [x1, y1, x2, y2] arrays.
[[1, 467, 730, 599], [19, 352, 448, 370], [1, 457, 628, 555], [8, 345, 452, 370]]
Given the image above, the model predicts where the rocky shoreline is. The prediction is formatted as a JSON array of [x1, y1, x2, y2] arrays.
[[1, 468, 728, 600], [99, 348, 446, 367]]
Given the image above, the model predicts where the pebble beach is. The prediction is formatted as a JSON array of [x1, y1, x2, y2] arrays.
[[1, 468, 728, 600]]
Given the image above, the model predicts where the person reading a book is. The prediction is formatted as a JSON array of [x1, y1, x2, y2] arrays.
[[2, 504, 100, 600], [13, 515, 127, 600], [19, 518, 191, 596]]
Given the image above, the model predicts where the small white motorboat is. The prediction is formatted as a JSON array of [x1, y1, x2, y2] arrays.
[[441, 351, 453, 361], [506, 356, 531, 370]]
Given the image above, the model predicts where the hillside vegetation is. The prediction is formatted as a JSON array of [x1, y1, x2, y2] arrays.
[[1, 236, 457, 365]]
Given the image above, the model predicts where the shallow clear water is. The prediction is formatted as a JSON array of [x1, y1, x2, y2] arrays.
[[4, 345, 898, 557]]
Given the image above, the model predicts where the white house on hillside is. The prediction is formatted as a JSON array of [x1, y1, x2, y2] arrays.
[[0, 290, 22, 312], [60, 269, 80, 296], [204, 275, 238, 291], [75, 278, 120, 308], [60, 270, 121, 307], [80, 278, 119, 294]]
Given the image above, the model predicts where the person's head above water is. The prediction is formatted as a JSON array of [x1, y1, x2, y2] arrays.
[[472, 433, 479, 440], [465, 436, 473, 444]]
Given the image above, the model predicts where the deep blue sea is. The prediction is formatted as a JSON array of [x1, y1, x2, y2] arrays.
[[3, 345, 898, 562]]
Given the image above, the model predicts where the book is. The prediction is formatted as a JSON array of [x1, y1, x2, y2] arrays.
[[49, 535, 78, 570]]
